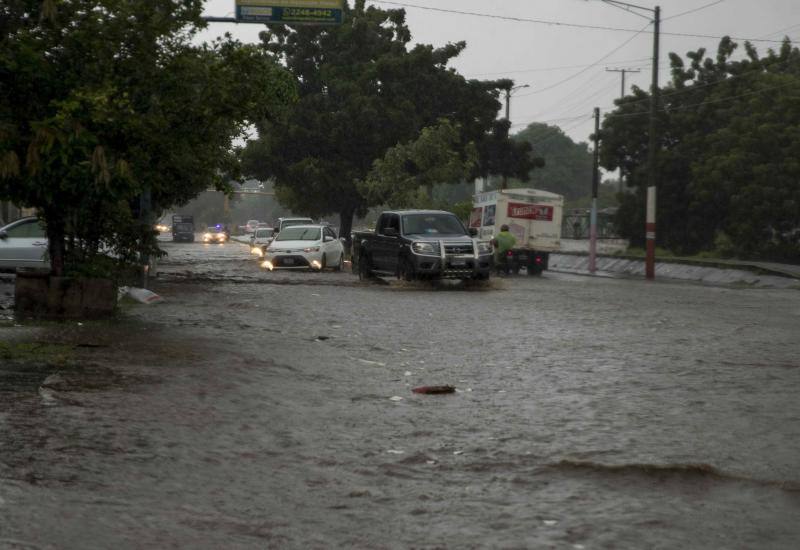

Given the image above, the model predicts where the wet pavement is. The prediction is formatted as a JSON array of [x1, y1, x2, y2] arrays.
[[1, 238, 799, 549]]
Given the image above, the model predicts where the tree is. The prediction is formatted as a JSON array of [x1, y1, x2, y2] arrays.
[[242, 0, 535, 240], [361, 119, 477, 208], [511, 122, 592, 200], [0, 0, 296, 276], [600, 37, 800, 259]]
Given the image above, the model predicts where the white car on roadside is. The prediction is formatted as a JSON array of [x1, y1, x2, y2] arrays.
[[262, 224, 344, 271], [0, 217, 49, 271]]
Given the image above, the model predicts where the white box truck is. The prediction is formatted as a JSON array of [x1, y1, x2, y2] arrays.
[[470, 188, 563, 275]]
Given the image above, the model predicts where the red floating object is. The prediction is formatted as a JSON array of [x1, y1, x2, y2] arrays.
[[412, 385, 456, 394]]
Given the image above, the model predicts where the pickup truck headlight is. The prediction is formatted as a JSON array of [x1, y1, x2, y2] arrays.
[[477, 241, 493, 255], [412, 241, 439, 255]]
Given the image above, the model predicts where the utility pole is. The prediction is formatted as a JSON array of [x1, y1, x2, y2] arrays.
[[645, 6, 660, 281], [502, 84, 530, 189], [606, 67, 640, 100], [139, 186, 152, 289], [606, 67, 640, 193], [598, 1, 660, 281], [590, 107, 600, 274]]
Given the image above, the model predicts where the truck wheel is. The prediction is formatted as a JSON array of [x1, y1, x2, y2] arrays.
[[398, 256, 415, 281], [358, 254, 373, 281], [528, 265, 543, 276]]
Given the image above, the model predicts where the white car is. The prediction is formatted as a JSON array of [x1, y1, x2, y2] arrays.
[[0, 217, 49, 271], [250, 227, 275, 256], [244, 219, 259, 234], [263, 225, 344, 271]]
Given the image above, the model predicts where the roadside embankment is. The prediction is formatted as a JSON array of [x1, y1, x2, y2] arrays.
[[549, 252, 800, 289]]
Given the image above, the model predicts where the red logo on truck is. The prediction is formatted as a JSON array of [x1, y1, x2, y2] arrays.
[[469, 207, 483, 228], [507, 202, 553, 221]]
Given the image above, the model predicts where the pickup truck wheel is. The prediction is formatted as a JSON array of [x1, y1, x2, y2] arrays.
[[358, 254, 373, 281], [398, 256, 415, 281]]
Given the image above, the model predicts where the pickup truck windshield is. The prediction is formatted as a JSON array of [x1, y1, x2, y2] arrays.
[[402, 214, 466, 237], [275, 227, 320, 241]]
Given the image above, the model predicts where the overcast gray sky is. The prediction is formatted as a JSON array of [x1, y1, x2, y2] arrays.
[[199, 0, 799, 146]]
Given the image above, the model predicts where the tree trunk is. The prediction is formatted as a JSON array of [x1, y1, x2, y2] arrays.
[[338, 206, 355, 257], [45, 211, 66, 276]]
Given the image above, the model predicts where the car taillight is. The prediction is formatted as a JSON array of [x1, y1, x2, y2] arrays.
[[506, 250, 513, 256], [535, 256, 543, 264]]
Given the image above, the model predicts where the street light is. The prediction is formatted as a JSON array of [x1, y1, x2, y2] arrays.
[[600, 0, 660, 280]]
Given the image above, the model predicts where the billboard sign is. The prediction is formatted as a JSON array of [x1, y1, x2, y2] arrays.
[[235, 0, 344, 24]]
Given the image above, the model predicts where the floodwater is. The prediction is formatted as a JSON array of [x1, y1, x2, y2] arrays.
[[1, 238, 799, 549]]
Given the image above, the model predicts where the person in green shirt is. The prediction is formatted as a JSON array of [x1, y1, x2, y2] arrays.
[[493, 224, 516, 275]]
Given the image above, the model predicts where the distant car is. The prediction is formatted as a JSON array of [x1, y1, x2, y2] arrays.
[[263, 224, 344, 271], [0, 217, 49, 271], [202, 226, 227, 244], [245, 220, 259, 234], [250, 227, 275, 255]]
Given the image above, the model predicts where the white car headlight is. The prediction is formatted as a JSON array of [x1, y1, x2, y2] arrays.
[[477, 241, 493, 254], [303, 246, 320, 253], [412, 241, 439, 255]]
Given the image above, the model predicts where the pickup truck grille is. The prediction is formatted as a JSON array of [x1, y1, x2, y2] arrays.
[[443, 243, 474, 256]]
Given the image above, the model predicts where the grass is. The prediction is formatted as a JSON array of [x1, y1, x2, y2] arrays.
[[0, 341, 74, 366]]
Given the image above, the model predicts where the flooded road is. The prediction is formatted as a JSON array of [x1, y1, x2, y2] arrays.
[[1, 238, 799, 548]]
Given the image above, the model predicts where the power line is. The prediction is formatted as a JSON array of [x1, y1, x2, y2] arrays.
[[605, 56, 794, 110], [599, 0, 653, 22], [662, 0, 725, 22], [511, 113, 594, 129], [515, 21, 651, 97], [604, 79, 798, 118], [757, 22, 800, 40], [540, 75, 621, 120], [527, 116, 595, 146], [368, 1, 790, 44], [465, 57, 650, 78]]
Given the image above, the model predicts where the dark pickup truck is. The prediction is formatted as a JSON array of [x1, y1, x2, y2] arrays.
[[351, 210, 493, 281]]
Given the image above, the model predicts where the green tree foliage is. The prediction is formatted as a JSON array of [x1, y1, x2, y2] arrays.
[[601, 37, 800, 260], [361, 119, 477, 208], [0, 0, 296, 275], [242, 0, 536, 240], [511, 123, 593, 201]]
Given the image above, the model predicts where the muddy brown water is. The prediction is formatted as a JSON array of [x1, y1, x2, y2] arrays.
[[1, 239, 799, 549]]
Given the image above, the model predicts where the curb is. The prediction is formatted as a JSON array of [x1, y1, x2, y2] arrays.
[[553, 251, 800, 280]]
